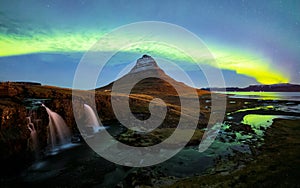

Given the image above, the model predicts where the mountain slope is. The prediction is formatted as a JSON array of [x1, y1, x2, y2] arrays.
[[96, 55, 210, 128], [97, 54, 209, 97]]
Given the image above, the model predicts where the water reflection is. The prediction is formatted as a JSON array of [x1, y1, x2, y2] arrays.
[[242, 114, 276, 136], [224, 92, 300, 101]]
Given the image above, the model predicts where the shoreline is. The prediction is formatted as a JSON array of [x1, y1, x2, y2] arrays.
[[167, 118, 300, 187]]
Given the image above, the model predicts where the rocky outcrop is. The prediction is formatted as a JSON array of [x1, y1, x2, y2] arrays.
[[0, 100, 31, 175]]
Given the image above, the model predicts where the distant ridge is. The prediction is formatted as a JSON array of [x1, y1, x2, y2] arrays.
[[202, 83, 300, 92], [0, 81, 41, 86]]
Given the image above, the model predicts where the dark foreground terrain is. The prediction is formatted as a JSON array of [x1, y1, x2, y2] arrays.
[[0, 82, 299, 187], [168, 118, 300, 188]]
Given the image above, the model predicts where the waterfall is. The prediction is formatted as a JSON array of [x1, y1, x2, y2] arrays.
[[84, 104, 107, 134], [27, 117, 38, 157], [42, 104, 71, 149]]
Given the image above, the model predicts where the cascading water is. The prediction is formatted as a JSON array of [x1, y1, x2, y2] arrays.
[[26, 117, 38, 157], [84, 104, 107, 134], [42, 104, 71, 151]]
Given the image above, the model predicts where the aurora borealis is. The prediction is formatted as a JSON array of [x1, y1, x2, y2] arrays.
[[0, 0, 299, 88]]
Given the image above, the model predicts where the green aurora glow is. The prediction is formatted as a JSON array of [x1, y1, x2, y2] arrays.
[[0, 31, 289, 84]]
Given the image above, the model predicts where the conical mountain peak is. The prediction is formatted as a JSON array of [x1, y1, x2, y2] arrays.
[[129, 54, 160, 74], [97, 55, 208, 96]]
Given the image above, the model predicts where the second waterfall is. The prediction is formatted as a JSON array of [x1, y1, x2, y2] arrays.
[[42, 104, 71, 151]]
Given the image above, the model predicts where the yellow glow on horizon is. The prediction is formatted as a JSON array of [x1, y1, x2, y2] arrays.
[[209, 45, 289, 84]]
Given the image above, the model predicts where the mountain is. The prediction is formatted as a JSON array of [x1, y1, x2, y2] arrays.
[[96, 54, 211, 128], [97, 54, 209, 97], [202, 83, 300, 92]]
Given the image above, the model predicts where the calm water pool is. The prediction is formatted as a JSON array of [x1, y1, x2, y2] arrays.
[[219, 92, 300, 101]]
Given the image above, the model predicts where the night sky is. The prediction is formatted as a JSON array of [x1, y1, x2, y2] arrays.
[[0, 0, 299, 88]]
